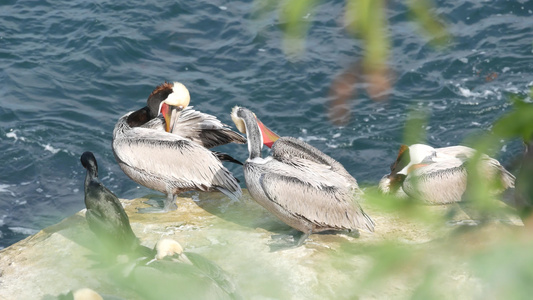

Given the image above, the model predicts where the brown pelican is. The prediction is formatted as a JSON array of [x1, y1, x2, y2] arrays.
[[81, 151, 141, 257], [231, 106, 375, 248], [379, 144, 515, 204], [112, 82, 245, 212]]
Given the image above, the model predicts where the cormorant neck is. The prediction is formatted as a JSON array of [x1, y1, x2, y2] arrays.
[[88, 161, 98, 177], [84, 163, 98, 191]]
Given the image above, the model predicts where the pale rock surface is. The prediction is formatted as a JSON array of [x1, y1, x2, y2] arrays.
[[0, 190, 522, 300]]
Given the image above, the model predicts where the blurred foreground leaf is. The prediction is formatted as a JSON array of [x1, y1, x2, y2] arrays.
[[344, 0, 389, 69], [364, 187, 444, 224], [407, 0, 451, 47], [492, 91, 533, 141], [402, 108, 429, 146], [279, 0, 318, 56]]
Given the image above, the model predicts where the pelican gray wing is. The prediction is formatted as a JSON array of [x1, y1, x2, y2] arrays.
[[437, 146, 515, 189], [113, 124, 241, 200], [381, 143, 515, 205], [402, 154, 515, 204], [402, 160, 468, 204], [252, 158, 374, 232], [271, 137, 357, 185], [169, 107, 246, 148], [477, 154, 516, 189], [436, 145, 477, 160]]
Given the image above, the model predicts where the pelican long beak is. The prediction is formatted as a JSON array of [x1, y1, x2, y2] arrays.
[[161, 103, 184, 132], [255, 117, 279, 148], [161, 103, 171, 132], [390, 145, 410, 175]]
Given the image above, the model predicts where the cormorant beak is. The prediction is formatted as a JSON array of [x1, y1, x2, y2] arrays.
[[255, 116, 279, 148], [161, 103, 184, 132]]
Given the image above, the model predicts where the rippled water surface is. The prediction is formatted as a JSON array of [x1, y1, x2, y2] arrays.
[[1, 0, 532, 248]]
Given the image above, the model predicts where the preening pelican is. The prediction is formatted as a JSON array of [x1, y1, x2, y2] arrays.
[[379, 144, 515, 204], [231, 106, 374, 248], [112, 82, 244, 212]]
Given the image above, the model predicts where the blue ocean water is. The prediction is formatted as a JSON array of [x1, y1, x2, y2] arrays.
[[0, 0, 532, 248]]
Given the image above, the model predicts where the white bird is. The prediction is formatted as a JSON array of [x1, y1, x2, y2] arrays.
[[379, 144, 515, 204]]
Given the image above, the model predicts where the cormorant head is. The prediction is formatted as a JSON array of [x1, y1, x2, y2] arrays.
[[80, 151, 98, 174]]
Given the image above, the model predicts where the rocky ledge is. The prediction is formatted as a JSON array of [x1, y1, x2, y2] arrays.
[[0, 190, 524, 300]]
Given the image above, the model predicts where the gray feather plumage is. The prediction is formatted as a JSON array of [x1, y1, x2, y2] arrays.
[[235, 107, 374, 235], [169, 107, 246, 148], [379, 144, 515, 204], [112, 112, 242, 200]]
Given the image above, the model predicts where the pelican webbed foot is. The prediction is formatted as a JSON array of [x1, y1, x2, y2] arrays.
[[137, 194, 178, 213], [268, 231, 310, 252], [137, 206, 175, 214]]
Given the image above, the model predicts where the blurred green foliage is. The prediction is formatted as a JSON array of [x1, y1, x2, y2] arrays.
[[492, 91, 533, 142], [402, 108, 429, 146], [253, 0, 450, 66], [356, 91, 533, 299], [250, 1, 533, 298]]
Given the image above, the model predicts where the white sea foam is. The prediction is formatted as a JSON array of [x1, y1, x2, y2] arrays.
[[299, 135, 327, 143], [8, 227, 38, 235], [326, 142, 338, 149], [6, 132, 17, 140], [457, 86, 497, 100], [43, 144, 60, 154], [0, 184, 15, 197], [6, 130, 26, 141], [6, 130, 62, 156]]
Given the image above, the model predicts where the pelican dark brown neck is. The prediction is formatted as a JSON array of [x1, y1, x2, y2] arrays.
[[126, 83, 174, 128], [126, 106, 151, 127], [147, 86, 172, 118], [236, 108, 263, 160]]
